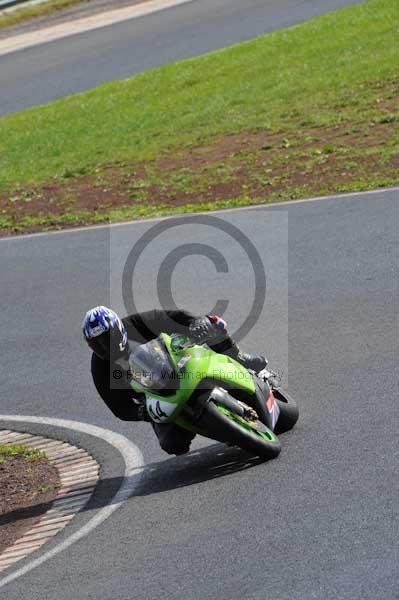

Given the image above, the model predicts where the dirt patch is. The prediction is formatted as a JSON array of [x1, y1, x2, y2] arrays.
[[0, 456, 60, 553], [0, 106, 398, 236]]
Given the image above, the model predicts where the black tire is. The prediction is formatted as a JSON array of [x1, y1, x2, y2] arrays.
[[273, 388, 299, 435], [197, 400, 281, 459]]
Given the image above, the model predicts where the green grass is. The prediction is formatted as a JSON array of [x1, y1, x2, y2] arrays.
[[38, 482, 62, 492], [0, 0, 398, 191], [0, 443, 47, 464], [0, 0, 398, 235]]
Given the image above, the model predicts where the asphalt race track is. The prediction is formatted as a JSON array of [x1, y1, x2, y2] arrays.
[[1, 1, 398, 598], [1, 189, 399, 599], [0, 0, 363, 115]]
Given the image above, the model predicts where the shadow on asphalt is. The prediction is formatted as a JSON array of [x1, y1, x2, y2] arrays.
[[2, 444, 264, 524], [133, 443, 265, 496], [86, 442, 265, 507]]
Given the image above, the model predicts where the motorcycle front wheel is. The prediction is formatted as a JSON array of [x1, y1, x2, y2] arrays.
[[197, 400, 281, 460]]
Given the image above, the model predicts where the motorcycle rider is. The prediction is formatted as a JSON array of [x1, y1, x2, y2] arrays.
[[83, 306, 266, 456]]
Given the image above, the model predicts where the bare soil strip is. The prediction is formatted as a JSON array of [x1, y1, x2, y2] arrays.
[[0, 451, 59, 553], [0, 430, 99, 573], [1, 106, 398, 237]]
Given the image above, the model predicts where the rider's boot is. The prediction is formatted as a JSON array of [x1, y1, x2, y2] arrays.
[[236, 351, 267, 372], [225, 341, 267, 373]]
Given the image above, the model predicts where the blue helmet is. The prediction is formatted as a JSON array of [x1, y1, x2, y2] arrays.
[[83, 306, 127, 360]]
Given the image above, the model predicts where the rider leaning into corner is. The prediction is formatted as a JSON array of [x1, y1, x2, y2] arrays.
[[83, 306, 267, 456]]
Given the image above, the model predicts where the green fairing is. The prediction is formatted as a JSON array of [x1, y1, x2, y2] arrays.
[[129, 333, 255, 425]]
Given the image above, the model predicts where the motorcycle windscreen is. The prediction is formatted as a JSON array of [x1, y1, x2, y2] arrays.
[[129, 337, 178, 394]]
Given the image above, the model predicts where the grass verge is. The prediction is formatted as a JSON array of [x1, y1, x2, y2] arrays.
[[0, 444, 47, 464], [0, 0, 398, 235]]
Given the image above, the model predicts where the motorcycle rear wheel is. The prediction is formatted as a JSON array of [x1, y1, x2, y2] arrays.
[[273, 388, 299, 435]]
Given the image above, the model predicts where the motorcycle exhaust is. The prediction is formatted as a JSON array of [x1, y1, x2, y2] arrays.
[[209, 387, 246, 418]]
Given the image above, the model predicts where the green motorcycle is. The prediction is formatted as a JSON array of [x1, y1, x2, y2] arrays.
[[129, 333, 299, 459]]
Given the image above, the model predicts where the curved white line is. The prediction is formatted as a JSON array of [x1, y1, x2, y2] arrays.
[[0, 415, 144, 590]]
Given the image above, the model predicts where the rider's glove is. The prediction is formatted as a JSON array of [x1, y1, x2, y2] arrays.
[[137, 403, 151, 422], [133, 396, 151, 422], [189, 315, 228, 343], [189, 316, 212, 343]]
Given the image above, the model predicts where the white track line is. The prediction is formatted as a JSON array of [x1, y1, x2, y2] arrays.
[[0, 416, 144, 590], [0, 0, 194, 57], [1, 185, 398, 244]]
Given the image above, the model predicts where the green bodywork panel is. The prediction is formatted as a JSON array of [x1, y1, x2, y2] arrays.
[[130, 333, 255, 424]]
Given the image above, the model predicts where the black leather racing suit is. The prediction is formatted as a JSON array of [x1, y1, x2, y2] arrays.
[[91, 309, 238, 455]]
